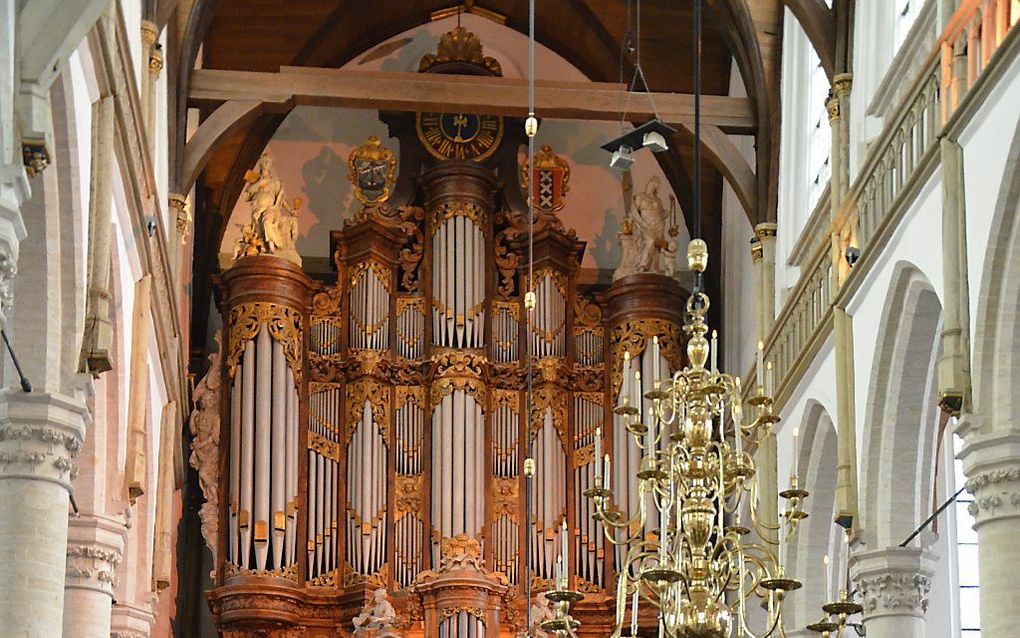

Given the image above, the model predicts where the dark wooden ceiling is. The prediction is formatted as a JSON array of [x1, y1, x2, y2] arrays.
[[188, 0, 774, 361]]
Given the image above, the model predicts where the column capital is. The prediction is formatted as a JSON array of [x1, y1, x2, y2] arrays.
[[0, 391, 89, 489], [850, 547, 936, 620], [833, 73, 854, 98], [959, 430, 1020, 525], [66, 515, 126, 597], [754, 222, 777, 241]]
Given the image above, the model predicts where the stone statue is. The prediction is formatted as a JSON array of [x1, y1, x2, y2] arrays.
[[235, 151, 302, 265], [529, 595, 557, 638], [189, 333, 222, 576], [353, 588, 398, 633], [614, 175, 678, 280]]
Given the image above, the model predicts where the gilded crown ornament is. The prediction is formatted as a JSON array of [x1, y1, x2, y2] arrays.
[[418, 25, 502, 75]]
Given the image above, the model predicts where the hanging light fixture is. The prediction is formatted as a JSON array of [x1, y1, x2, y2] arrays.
[[575, 2, 808, 636]]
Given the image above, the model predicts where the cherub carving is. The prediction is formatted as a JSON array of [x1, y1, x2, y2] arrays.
[[529, 595, 557, 638]]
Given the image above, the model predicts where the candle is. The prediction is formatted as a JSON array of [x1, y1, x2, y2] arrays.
[[842, 528, 851, 594], [792, 427, 799, 479], [711, 329, 718, 373], [756, 341, 764, 389], [631, 586, 639, 636], [647, 406, 656, 451], [604, 454, 611, 490], [824, 554, 831, 602], [621, 351, 632, 407], [561, 519, 569, 573], [633, 370, 642, 415], [766, 361, 774, 397], [777, 510, 785, 570], [594, 427, 602, 484], [652, 336, 661, 382], [556, 554, 564, 590]]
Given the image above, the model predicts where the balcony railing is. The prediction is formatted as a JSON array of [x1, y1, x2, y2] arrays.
[[755, 0, 1019, 406]]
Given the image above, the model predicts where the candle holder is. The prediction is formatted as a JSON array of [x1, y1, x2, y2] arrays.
[[540, 588, 585, 638]]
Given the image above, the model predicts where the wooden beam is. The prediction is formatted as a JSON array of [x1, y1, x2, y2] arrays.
[[676, 121, 758, 222], [182, 99, 271, 192], [188, 66, 756, 134]]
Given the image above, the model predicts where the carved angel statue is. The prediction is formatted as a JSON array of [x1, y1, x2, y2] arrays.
[[529, 595, 557, 638], [353, 588, 398, 633], [189, 333, 223, 576], [235, 151, 302, 265], [614, 174, 678, 280]]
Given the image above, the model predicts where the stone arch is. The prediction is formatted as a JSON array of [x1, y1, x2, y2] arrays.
[[9, 70, 88, 395], [788, 399, 838, 629], [971, 115, 1020, 433], [859, 261, 943, 549]]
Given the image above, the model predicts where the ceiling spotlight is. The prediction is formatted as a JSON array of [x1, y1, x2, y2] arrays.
[[643, 130, 668, 152], [601, 118, 676, 168], [610, 146, 635, 170]]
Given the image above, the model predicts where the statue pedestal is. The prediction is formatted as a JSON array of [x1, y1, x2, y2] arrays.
[[353, 628, 405, 638]]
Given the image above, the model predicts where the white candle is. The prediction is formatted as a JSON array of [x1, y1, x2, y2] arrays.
[[556, 554, 564, 590], [777, 512, 785, 570], [842, 529, 851, 594], [631, 586, 639, 636], [766, 361, 774, 396], [647, 406, 656, 451], [756, 341, 764, 389], [824, 554, 831, 602], [594, 427, 603, 484], [734, 404, 743, 455], [710, 329, 718, 373], [604, 454, 611, 490], [622, 351, 632, 407], [652, 336, 661, 382], [633, 370, 642, 415], [561, 519, 569, 573], [792, 427, 799, 479]]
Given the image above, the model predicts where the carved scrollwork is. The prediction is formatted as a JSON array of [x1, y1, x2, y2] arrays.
[[307, 568, 338, 589], [431, 351, 486, 380], [344, 379, 392, 447], [308, 431, 341, 462], [430, 377, 487, 409], [431, 201, 484, 230], [395, 474, 425, 517], [350, 259, 393, 295], [493, 211, 521, 299], [312, 282, 344, 316], [610, 318, 684, 397], [491, 477, 519, 521], [227, 302, 304, 383], [224, 562, 298, 582], [309, 352, 346, 384], [530, 383, 568, 444], [574, 296, 603, 327]]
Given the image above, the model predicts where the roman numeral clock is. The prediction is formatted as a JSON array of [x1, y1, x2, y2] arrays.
[[416, 111, 504, 162]]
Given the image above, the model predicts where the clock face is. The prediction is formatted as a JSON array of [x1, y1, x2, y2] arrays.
[[416, 112, 503, 162]]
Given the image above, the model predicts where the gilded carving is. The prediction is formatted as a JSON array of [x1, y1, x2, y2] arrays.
[[189, 334, 222, 571], [610, 318, 684, 398], [430, 377, 487, 408], [419, 25, 502, 75], [227, 302, 304, 384], [346, 204, 426, 293], [430, 201, 484, 230], [493, 212, 521, 299], [395, 474, 425, 518], [573, 296, 603, 327], [344, 379, 392, 447], [491, 477, 519, 520], [530, 383, 568, 444], [308, 568, 338, 589], [350, 259, 393, 295], [431, 351, 486, 380], [308, 430, 341, 462], [223, 562, 298, 582], [312, 283, 344, 317]]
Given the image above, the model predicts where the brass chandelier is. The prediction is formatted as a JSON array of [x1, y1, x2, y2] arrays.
[[579, 239, 807, 638]]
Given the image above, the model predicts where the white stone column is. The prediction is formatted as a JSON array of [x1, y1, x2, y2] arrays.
[[63, 515, 126, 638], [850, 547, 936, 638], [110, 601, 156, 638], [0, 391, 88, 636], [959, 429, 1020, 637]]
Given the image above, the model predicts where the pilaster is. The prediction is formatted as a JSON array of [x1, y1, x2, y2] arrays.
[[0, 162, 29, 322]]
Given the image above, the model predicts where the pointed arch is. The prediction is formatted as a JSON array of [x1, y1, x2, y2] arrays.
[[859, 261, 943, 548]]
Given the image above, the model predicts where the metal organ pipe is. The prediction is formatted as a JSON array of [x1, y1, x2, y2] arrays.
[[271, 341, 287, 569], [229, 369, 241, 566], [239, 340, 255, 569]]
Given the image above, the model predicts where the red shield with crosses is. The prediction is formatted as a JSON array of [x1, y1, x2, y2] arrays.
[[522, 145, 571, 212]]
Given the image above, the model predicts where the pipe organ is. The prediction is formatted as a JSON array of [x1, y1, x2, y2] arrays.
[[201, 25, 688, 638]]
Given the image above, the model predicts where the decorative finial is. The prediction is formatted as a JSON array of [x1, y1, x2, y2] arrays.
[[688, 238, 708, 273]]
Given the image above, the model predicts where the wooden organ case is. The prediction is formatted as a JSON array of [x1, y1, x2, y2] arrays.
[[205, 26, 688, 638]]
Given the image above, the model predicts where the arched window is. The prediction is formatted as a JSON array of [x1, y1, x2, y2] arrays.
[[952, 433, 981, 636], [806, 58, 831, 210]]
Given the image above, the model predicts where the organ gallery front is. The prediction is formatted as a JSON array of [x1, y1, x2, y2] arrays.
[[193, 27, 688, 638]]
